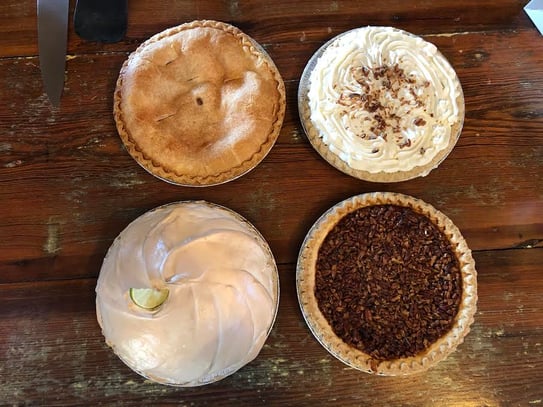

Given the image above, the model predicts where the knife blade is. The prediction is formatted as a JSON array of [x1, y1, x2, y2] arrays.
[[37, 0, 69, 107]]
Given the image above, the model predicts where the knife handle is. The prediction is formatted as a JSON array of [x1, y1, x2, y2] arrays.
[[74, 0, 127, 43]]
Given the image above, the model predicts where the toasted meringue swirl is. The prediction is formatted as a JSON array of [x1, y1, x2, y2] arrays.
[[96, 202, 277, 386]]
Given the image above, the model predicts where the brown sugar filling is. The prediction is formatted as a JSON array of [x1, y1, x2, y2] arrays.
[[315, 204, 462, 361]]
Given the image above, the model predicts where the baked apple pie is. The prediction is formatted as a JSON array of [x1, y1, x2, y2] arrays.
[[114, 20, 286, 186]]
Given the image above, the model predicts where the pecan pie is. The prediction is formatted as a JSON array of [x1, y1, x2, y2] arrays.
[[298, 26, 464, 182], [114, 20, 286, 186], [296, 192, 477, 375]]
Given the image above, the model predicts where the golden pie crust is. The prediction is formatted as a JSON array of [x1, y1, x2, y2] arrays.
[[114, 20, 286, 186], [296, 192, 477, 375]]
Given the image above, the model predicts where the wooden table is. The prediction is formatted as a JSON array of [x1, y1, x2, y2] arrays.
[[1, 1, 542, 405]]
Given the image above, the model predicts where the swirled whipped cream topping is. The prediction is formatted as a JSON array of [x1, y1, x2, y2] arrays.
[[96, 202, 278, 386], [307, 26, 462, 173]]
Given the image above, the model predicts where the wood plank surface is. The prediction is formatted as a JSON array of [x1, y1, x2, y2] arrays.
[[0, 0, 542, 405], [1, 250, 542, 405], [0, 0, 534, 57]]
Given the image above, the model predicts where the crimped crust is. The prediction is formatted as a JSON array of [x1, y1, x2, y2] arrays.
[[298, 27, 465, 183], [296, 192, 477, 375], [114, 20, 286, 186]]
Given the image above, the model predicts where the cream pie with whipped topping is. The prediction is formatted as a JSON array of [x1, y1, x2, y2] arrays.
[[114, 20, 286, 186], [96, 201, 279, 386], [298, 26, 464, 182]]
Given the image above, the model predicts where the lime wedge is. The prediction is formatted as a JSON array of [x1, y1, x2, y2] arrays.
[[129, 288, 169, 310]]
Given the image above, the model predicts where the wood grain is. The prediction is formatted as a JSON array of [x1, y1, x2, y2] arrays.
[[1, 250, 542, 406], [0, 0, 542, 405], [1, 28, 542, 281], [0, 0, 535, 57]]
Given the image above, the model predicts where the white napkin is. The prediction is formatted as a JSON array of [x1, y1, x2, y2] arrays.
[[525, 0, 543, 35]]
